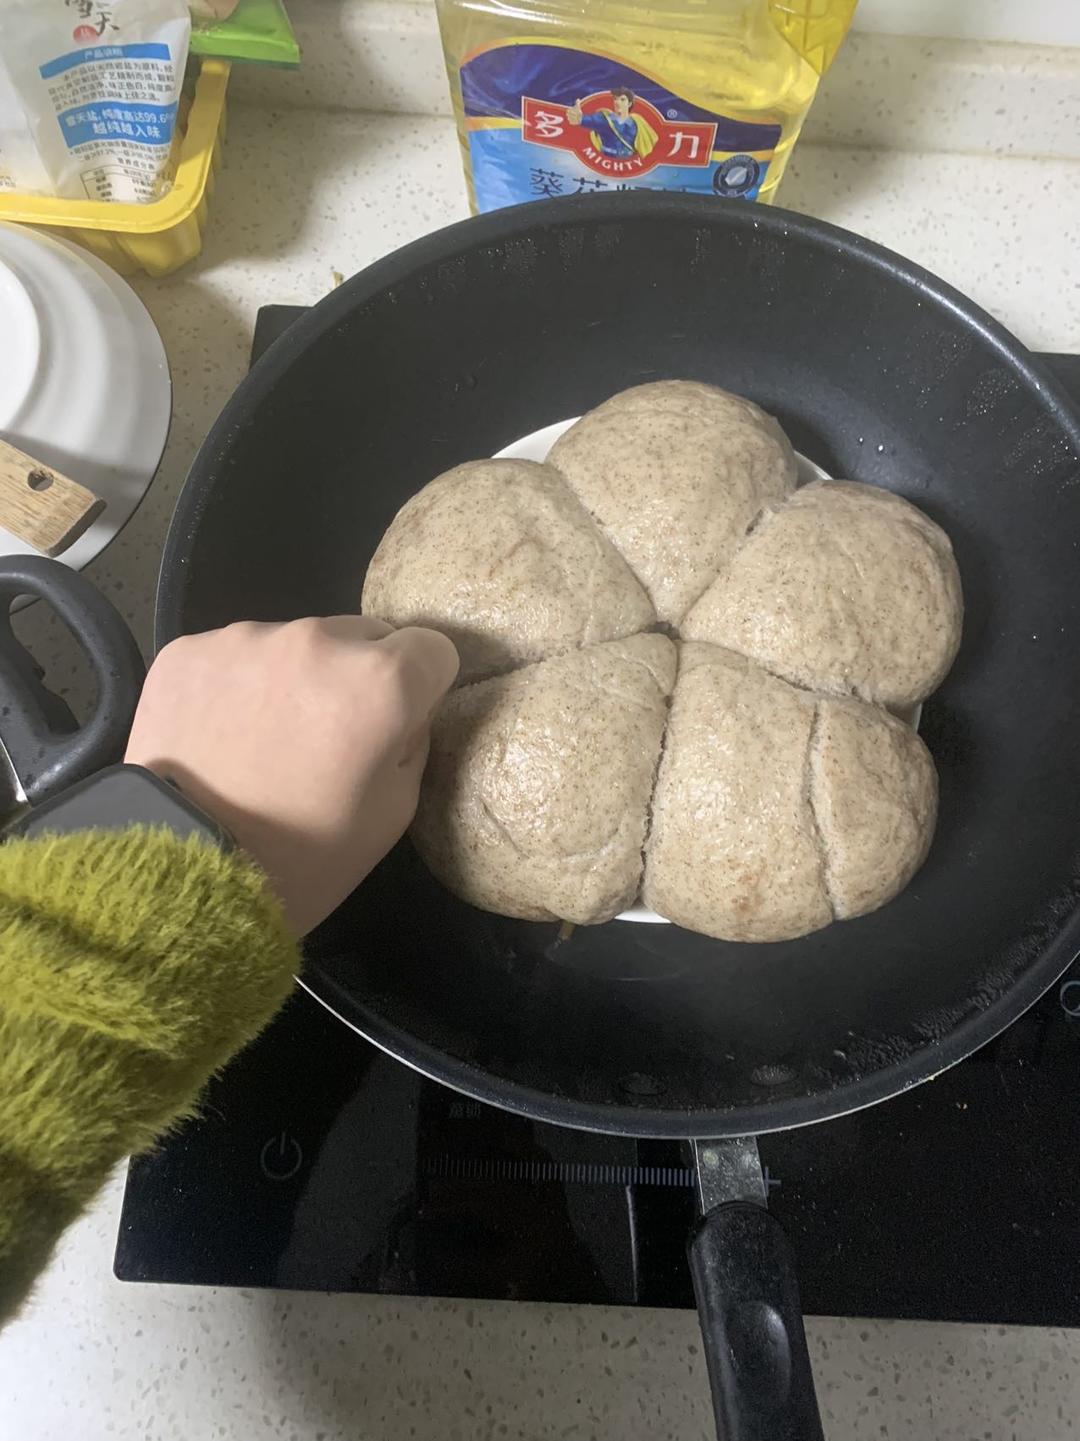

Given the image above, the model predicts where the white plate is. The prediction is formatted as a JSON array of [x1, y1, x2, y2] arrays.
[[495, 419, 833, 925], [497, 417, 832, 483], [0, 222, 170, 590]]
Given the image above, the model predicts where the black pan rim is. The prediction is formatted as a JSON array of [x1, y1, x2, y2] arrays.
[[158, 191, 1080, 1137], [298, 891, 1080, 1140]]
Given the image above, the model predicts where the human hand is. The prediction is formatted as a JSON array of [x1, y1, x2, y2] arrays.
[[126, 617, 459, 936], [567, 100, 583, 125]]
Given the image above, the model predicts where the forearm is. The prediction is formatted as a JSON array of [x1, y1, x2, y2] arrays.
[[0, 828, 299, 1321]]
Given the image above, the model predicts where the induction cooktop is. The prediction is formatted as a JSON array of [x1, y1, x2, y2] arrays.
[[115, 309, 1080, 1326]]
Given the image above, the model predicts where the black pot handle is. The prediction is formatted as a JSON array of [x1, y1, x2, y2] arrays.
[[687, 1139, 824, 1441], [0, 556, 145, 805]]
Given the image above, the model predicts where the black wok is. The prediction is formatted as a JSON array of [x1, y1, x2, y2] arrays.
[[157, 195, 1080, 1439]]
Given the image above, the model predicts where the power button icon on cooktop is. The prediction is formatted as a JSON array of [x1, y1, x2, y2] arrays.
[[1060, 980, 1080, 1019], [260, 1131, 304, 1181]]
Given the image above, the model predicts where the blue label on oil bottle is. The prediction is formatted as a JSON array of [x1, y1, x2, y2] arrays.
[[461, 43, 781, 211]]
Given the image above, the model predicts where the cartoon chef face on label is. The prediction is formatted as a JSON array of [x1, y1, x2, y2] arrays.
[[566, 88, 655, 161], [523, 88, 717, 178]]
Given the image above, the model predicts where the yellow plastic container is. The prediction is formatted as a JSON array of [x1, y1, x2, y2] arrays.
[[0, 59, 230, 278]]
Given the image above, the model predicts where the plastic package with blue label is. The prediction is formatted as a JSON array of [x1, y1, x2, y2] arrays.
[[0, 0, 190, 203], [435, 0, 857, 214]]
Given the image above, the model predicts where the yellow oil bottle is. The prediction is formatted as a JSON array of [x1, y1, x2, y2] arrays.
[[435, 0, 857, 212]]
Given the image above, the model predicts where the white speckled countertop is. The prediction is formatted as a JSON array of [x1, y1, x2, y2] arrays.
[[3, 94, 1080, 1440]]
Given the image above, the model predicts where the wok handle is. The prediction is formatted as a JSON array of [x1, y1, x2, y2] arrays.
[[687, 1137, 824, 1441], [0, 556, 144, 805]]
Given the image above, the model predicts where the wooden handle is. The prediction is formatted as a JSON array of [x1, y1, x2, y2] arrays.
[[0, 438, 105, 557]]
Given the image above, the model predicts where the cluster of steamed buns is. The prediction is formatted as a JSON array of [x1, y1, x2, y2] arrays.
[[362, 381, 962, 943]]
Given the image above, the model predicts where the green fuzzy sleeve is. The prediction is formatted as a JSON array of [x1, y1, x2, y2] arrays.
[[0, 828, 299, 1321]]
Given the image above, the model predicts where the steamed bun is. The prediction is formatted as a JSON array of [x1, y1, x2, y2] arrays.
[[643, 644, 938, 942], [548, 381, 796, 624], [412, 635, 676, 925], [682, 480, 962, 708], [363, 458, 653, 683]]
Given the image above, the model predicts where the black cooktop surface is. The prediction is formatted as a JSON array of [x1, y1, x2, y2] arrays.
[[115, 311, 1080, 1325]]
